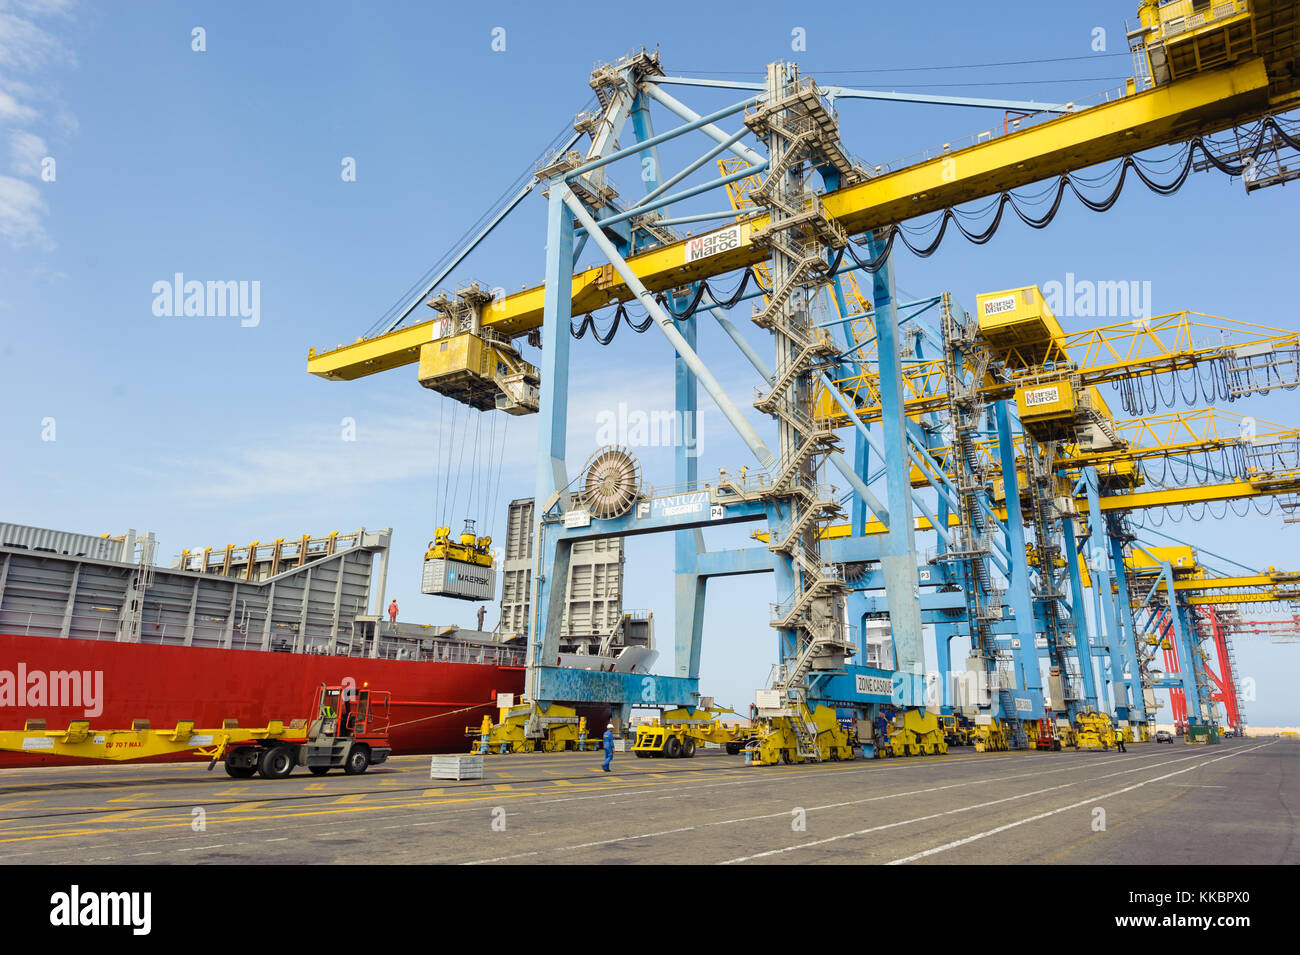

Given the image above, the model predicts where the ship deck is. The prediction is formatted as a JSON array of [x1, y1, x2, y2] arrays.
[[0, 736, 1293, 865]]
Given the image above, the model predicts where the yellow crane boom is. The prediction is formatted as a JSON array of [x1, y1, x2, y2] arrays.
[[307, 2, 1300, 383]]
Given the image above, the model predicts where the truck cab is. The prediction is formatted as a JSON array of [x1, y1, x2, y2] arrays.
[[302, 684, 392, 776], [223, 683, 392, 779]]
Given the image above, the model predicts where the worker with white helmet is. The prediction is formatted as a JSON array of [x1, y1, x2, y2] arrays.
[[601, 722, 614, 772]]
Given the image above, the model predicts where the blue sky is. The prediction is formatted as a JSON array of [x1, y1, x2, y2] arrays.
[[1, 0, 1296, 724]]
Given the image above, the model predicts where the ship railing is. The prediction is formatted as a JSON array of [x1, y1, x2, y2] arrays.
[[0, 608, 114, 639], [391, 638, 526, 666], [0, 608, 285, 650], [0, 608, 526, 664]]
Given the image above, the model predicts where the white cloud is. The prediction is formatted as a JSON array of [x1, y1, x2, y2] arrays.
[[174, 410, 540, 504], [9, 129, 44, 176], [0, 2, 76, 248], [0, 10, 74, 72], [0, 87, 36, 122], [0, 0, 75, 14], [0, 174, 49, 247]]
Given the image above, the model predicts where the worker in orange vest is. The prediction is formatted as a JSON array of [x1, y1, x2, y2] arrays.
[[388, 598, 398, 624]]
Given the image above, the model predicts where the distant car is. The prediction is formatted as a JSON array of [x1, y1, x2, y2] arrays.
[[1155, 730, 1174, 743]]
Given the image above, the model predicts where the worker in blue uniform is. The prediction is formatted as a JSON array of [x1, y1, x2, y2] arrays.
[[601, 723, 614, 772]]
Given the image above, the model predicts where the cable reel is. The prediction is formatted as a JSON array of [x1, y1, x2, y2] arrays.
[[579, 445, 643, 519]]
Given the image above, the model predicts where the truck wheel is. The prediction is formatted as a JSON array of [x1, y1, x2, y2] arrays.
[[725, 742, 740, 756], [309, 766, 330, 776], [681, 738, 696, 758], [225, 760, 256, 779], [258, 745, 295, 779], [635, 749, 649, 758], [663, 736, 682, 759], [344, 745, 370, 775]]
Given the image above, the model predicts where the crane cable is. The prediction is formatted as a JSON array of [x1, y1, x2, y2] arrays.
[[487, 414, 510, 545], [566, 114, 1298, 346], [845, 115, 1298, 270]]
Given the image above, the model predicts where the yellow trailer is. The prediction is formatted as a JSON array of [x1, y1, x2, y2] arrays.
[[1, 685, 395, 779], [0, 717, 306, 767], [631, 707, 755, 758]]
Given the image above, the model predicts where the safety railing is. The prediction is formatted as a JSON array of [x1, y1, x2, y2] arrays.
[[868, 82, 1135, 178], [0, 607, 524, 664]]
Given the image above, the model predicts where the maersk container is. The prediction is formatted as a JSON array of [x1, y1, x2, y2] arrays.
[[421, 557, 496, 601]]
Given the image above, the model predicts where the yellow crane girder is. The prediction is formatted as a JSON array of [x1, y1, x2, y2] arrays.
[[1186, 590, 1300, 605], [895, 408, 1297, 486], [1175, 571, 1300, 591], [824, 311, 1300, 425], [308, 35, 1297, 383], [751, 473, 1300, 546]]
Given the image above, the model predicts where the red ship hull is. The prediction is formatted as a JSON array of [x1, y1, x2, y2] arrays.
[[0, 633, 525, 768]]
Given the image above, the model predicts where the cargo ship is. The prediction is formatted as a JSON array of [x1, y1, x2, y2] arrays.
[[0, 514, 652, 767]]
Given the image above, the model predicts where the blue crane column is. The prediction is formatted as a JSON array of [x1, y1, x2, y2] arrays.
[[866, 234, 926, 707], [1061, 510, 1100, 712], [526, 182, 577, 701]]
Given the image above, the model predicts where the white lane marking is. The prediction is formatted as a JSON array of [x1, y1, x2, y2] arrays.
[[0, 747, 1181, 862], [464, 751, 1191, 865], [885, 741, 1273, 865], [718, 747, 1244, 864], [175, 844, 227, 852], [461, 826, 697, 865], [462, 851, 539, 864]]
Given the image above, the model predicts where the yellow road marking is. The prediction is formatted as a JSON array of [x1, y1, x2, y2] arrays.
[[1, 753, 977, 848], [215, 802, 276, 813], [332, 794, 366, 804], [0, 773, 703, 846], [91, 809, 156, 823], [107, 792, 155, 803]]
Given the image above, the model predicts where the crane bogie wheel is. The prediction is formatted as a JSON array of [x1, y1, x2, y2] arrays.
[[681, 737, 697, 758], [309, 766, 330, 776], [579, 446, 643, 520], [663, 736, 682, 759]]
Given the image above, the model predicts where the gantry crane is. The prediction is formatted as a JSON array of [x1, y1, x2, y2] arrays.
[[304, 2, 1300, 753]]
